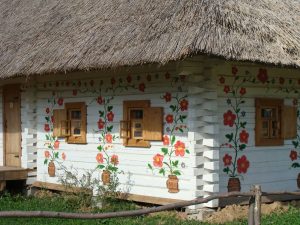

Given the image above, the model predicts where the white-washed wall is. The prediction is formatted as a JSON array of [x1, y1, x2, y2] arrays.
[[0, 89, 3, 166], [36, 65, 200, 201], [217, 63, 300, 193]]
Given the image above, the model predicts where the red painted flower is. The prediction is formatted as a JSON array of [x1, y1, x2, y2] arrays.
[[98, 119, 105, 130], [257, 68, 268, 83], [44, 124, 50, 132], [232, 66, 238, 75], [72, 90, 77, 96], [139, 83, 145, 92], [219, 76, 225, 84], [279, 77, 285, 85], [90, 80, 94, 87], [111, 77, 116, 85], [126, 75, 132, 83], [153, 154, 164, 167], [111, 154, 119, 165], [57, 98, 64, 106], [107, 111, 114, 122], [44, 151, 50, 158], [163, 92, 172, 102], [290, 150, 298, 161], [62, 152, 66, 161], [53, 140, 60, 149], [165, 114, 174, 124], [240, 87, 246, 96], [96, 153, 104, 164], [165, 72, 170, 79], [223, 154, 232, 166], [180, 99, 188, 111], [223, 110, 236, 127], [237, 155, 250, 174], [105, 133, 113, 143], [45, 107, 50, 114], [224, 85, 230, 93], [97, 96, 104, 104], [163, 135, 169, 145], [239, 130, 249, 144], [174, 141, 185, 157], [147, 74, 151, 81]]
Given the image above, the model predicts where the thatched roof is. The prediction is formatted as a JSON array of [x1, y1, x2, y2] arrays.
[[0, 0, 300, 78]]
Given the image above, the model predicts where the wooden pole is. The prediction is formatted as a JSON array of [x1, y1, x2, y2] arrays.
[[248, 186, 255, 225], [254, 185, 262, 225]]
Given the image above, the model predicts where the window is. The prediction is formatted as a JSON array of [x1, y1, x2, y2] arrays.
[[120, 100, 163, 147], [53, 102, 87, 144], [255, 98, 297, 146]]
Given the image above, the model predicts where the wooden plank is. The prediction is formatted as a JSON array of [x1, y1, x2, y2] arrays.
[[0, 168, 28, 181], [32, 181, 91, 195], [123, 193, 183, 205]]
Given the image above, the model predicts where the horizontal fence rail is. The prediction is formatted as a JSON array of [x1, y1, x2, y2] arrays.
[[0, 185, 299, 225]]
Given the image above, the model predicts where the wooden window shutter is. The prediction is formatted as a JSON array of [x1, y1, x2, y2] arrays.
[[283, 106, 297, 139], [53, 109, 68, 137], [143, 107, 163, 141]]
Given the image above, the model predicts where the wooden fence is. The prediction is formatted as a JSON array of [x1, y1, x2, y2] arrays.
[[0, 185, 299, 225]]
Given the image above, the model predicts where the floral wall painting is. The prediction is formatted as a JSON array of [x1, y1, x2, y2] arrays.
[[148, 93, 189, 193], [43, 93, 66, 177]]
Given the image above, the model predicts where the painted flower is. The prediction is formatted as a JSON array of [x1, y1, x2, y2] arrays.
[[223, 154, 232, 166], [174, 141, 185, 157], [232, 66, 238, 75], [224, 85, 230, 93], [44, 151, 50, 158], [165, 72, 170, 79], [163, 135, 169, 145], [44, 124, 50, 132], [72, 90, 77, 96], [223, 110, 236, 127], [105, 133, 113, 143], [153, 154, 164, 167], [97, 96, 104, 104], [180, 99, 188, 111], [237, 155, 250, 174], [62, 152, 66, 161], [165, 114, 174, 124], [147, 74, 151, 82], [219, 76, 225, 84], [111, 77, 116, 85], [257, 68, 268, 83], [239, 130, 249, 144], [96, 153, 104, 164], [57, 98, 64, 106], [290, 150, 298, 161], [107, 111, 114, 122], [163, 92, 172, 102], [240, 87, 246, 96], [139, 83, 145, 92], [53, 140, 60, 149], [97, 119, 105, 130], [111, 154, 119, 165], [127, 75, 132, 83], [279, 77, 285, 85]]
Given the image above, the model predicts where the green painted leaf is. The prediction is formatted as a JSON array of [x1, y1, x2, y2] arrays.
[[99, 111, 104, 117], [170, 105, 176, 112], [223, 167, 229, 174], [97, 165, 105, 169], [171, 135, 176, 145], [45, 117, 50, 122], [173, 170, 181, 176], [161, 147, 168, 155], [240, 122, 247, 128], [44, 159, 48, 165], [54, 152, 59, 158], [107, 106, 113, 112], [225, 133, 233, 142], [292, 141, 299, 148], [239, 144, 246, 151], [179, 115, 183, 123], [292, 162, 300, 168], [97, 145, 103, 151], [107, 125, 113, 132], [172, 160, 179, 167], [148, 163, 153, 170], [159, 168, 165, 176], [186, 149, 190, 154], [181, 115, 187, 120]]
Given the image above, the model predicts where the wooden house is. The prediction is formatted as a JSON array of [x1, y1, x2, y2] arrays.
[[0, 0, 299, 207]]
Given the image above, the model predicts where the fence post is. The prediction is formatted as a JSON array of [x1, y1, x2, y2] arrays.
[[254, 185, 262, 225], [248, 185, 255, 225]]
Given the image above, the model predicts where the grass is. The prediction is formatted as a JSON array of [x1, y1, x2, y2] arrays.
[[0, 193, 299, 225]]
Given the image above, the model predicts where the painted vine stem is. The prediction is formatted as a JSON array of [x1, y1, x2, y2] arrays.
[[220, 66, 250, 178], [43, 93, 66, 166], [148, 93, 189, 176]]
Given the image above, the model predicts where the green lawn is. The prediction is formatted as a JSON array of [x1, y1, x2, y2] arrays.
[[0, 194, 299, 225]]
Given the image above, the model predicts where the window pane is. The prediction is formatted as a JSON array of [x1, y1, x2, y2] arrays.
[[71, 110, 81, 119]]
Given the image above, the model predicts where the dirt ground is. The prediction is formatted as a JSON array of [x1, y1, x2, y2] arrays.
[[204, 201, 299, 224]]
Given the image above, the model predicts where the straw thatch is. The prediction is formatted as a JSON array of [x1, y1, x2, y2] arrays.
[[0, 0, 299, 78]]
